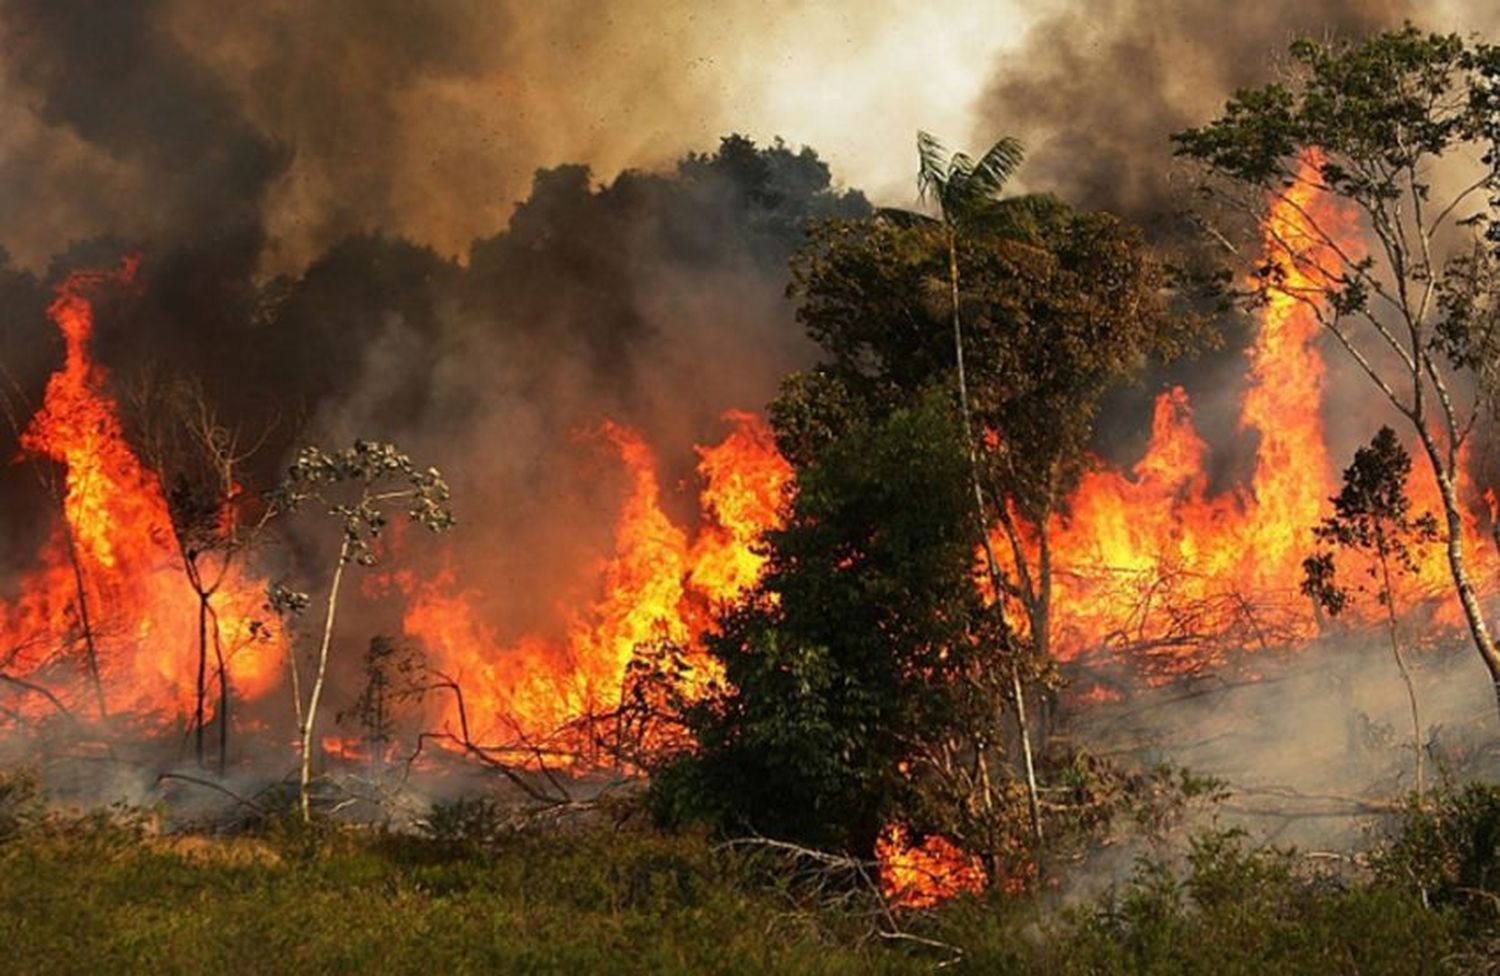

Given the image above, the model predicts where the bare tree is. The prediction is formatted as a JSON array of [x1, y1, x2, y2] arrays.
[[270, 440, 454, 822], [129, 377, 279, 769]]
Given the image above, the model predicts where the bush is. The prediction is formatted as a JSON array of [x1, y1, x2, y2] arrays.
[[936, 829, 1463, 974], [1377, 782, 1500, 927], [0, 766, 42, 841]]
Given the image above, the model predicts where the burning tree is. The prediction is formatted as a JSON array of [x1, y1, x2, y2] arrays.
[[657, 393, 1011, 862], [0, 260, 286, 731], [1175, 26, 1500, 715], [270, 440, 454, 822], [128, 377, 279, 770]]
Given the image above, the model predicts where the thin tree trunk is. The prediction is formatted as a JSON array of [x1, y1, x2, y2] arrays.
[[1375, 533, 1423, 802], [195, 590, 208, 766], [300, 535, 351, 823], [212, 605, 229, 775], [947, 226, 1044, 848]]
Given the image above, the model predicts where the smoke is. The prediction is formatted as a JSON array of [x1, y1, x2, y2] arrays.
[[0, 0, 1015, 276], [972, 1, 1427, 480], [1055, 631, 1499, 902], [1, 0, 1496, 852], [976, 1, 1421, 227], [1, 0, 286, 265]]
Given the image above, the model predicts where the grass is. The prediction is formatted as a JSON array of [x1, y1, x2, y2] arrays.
[[3, 777, 1500, 974], [0, 817, 925, 975]]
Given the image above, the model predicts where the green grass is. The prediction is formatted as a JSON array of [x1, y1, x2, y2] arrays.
[[0, 821, 923, 975], [3, 792, 1498, 974]]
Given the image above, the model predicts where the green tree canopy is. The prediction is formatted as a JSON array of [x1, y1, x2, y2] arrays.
[[785, 201, 1205, 654], [655, 392, 998, 855]]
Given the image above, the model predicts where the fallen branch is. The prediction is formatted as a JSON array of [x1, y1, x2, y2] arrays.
[[155, 772, 268, 816]]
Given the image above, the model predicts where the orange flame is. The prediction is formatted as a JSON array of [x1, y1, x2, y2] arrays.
[[1, 261, 284, 722], [1016, 151, 1497, 668], [876, 824, 987, 909], [399, 411, 791, 751]]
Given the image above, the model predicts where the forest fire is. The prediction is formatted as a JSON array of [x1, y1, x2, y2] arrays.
[[876, 824, 987, 908], [1017, 153, 1498, 670], [0, 261, 284, 725], [396, 412, 793, 753], [0, 150, 1492, 928], [0, 265, 793, 747]]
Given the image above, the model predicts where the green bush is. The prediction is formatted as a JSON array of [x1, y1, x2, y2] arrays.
[[1377, 782, 1500, 927]]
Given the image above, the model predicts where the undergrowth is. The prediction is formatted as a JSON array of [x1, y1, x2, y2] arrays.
[[3, 768, 1499, 974]]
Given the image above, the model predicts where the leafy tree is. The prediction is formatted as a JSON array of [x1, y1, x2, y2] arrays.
[[1303, 427, 1439, 800], [655, 393, 1003, 857], [270, 440, 454, 821], [1174, 26, 1500, 715], [787, 182, 1203, 850], [799, 182, 1201, 654]]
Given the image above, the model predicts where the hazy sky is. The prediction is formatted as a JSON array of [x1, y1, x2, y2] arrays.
[[4, 1, 1495, 273]]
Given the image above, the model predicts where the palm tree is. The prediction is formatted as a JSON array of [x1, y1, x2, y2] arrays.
[[883, 131, 1044, 847]]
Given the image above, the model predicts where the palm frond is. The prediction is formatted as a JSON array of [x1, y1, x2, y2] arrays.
[[967, 136, 1026, 200], [916, 130, 951, 204]]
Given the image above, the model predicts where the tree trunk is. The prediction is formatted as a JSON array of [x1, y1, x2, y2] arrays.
[[63, 531, 107, 721], [213, 609, 229, 775], [1422, 442, 1500, 718], [195, 590, 208, 766], [300, 536, 351, 823], [1375, 533, 1423, 802], [947, 225, 1044, 848]]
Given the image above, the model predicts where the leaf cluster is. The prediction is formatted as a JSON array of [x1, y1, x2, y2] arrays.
[[1175, 26, 1498, 196], [271, 440, 455, 568], [655, 393, 998, 854], [789, 204, 1203, 519], [1301, 427, 1438, 617]]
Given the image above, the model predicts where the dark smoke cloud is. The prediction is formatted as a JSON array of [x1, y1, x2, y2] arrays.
[[978, 0, 1415, 227], [1, 0, 287, 263], [0, 0, 870, 683], [976, 1, 1419, 479]]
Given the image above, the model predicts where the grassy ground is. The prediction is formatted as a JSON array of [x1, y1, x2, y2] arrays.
[[0, 817, 934, 976], [2, 782, 1498, 974]]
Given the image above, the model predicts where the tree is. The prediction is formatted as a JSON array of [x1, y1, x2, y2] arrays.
[[1174, 26, 1500, 715], [654, 393, 1013, 860], [1303, 427, 1439, 801], [270, 440, 454, 822], [879, 131, 1044, 843], [788, 185, 1204, 845], [128, 377, 279, 771]]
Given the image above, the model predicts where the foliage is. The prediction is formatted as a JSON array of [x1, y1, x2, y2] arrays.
[[0, 816, 922, 976], [336, 634, 428, 755], [654, 392, 996, 856], [270, 439, 455, 822], [5, 800, 1500, 974], [1302, 426, 1440, 618], [0, 766, 42, 842], [270, 440, 454, 568], [1376, 781, 1500, 929], [789, 198, 1204, 612]]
